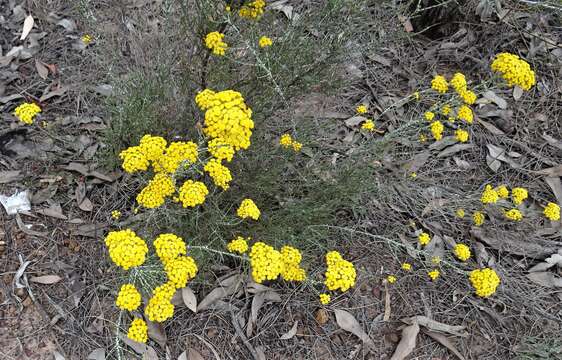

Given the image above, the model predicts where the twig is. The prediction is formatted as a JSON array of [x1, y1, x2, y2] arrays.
[[230, 306, 260, 360]]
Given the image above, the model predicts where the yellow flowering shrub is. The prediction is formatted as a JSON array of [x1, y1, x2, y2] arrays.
[[115, 284, 141, 311], [450, 72, 466, 92], [511, 187, 528, 205], [14, 102, 41, 124], [361, 119, 375, 131], [292, 141, 303, 152], [237, 198, 261, 220], [428, 269, 440, 281], [139, 135, 167, 161], [153, 141, 198, 173], [164, 256, 198, 288], [457, 105, 473, 123], [324, 251, 356, 292], [505, 208, 523, 221], [208, 138, 235, 162], [441, 105, 451, 116], [258, 36, 272, 48], [481, 184, 499, 204], [424, 111, 435, 121], [401, 262, 412, 271], [249, 242, 283, 283], [431, 75, 448, 93], [387, 275, 397, 284], [104, 229, 148, 270], [81, 34, 93, 45], [119, 146, 150, 174], [279, 134, 293, 148], [177, 180, 208, 208], [127, 318, 148, 343], [205, 31, 227, 56], [227, 236, 249, 254], [204, 158, 233, 190], [454, 244, 471, 262], [491, 52, 536, 90], [111, 210, 122, 219], [470, 268, 500, 297], [544, 202, 560, 221], [455, 209, 465, 218]]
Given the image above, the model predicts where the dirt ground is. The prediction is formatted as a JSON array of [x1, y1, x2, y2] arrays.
[[1, 0, 562, 359]]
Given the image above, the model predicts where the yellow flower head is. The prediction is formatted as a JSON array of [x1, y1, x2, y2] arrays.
[[208, 138, 235, 162], [239, 0, 266, 18], [459, 89, 477, 105], [424, 111, 435, 121], [279, 134, 293, 148], [136, 173, 175, 209], [401, 263, 412, 271], [454, 244, 471, 262], [473, 211, 485, 226], [127, 318, 148, 343], [153, 141, 198, 174], [470, 268, 500, 297], [81, 34, 93, 45], [431, 75, 448, 93], [481, 184, 499, 204], [413, 91, 420, 101], [324, 251, 356, 292], [204, 158, 232, 190], [205, 31, 227, 56], [496, 185, 509, 199], [450, 73, 466, 93], [178, 180, 208, 208], [14, 102, 41, 124], [418, 232, 431, 246], [544, 202, 560, 221], [111, 210, 122, 220], [441, 105, 451, 116], [457, 105, 473, 123], [116, 284, 141, 311], [119, 146, 150, 174], [491, 52, 536, 90], [387, 275, 397, 284], [258, 36, 272, 48], [361, 119, 375, 131], [419, 134, 427, 143], [455, 209, 465, 218], [319, 293, 331, 305], [356, 105, 367, 114], [154, 233, 186, 265], [455, 129, 469, 143], [139, 135, 167, 162], [292, 141, 303, 152], [195, 89, 217, 110], [428, 269, 440, 281], [249, 242, 283, 283], [164, 256, 198, 288], [430, 121, 444, 141], [431, 256, 441, 265], [104, 229, 148, 270], [237, 198, 260, 220], [505, 208, 523, 221], [145, 282, 175, 322], [280, 246, 306, 282], [227, 236, 249, 254], [511, 187, 528, 205]]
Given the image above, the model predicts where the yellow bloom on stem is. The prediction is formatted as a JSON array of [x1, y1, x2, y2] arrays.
[[292, 141, 303, 152], [419, 134, 427, 143], [249, 242, 283, 283], [139, 134, 167, 161], [496, 185, 509, 199], [413, 91, 420, 101], [418, 232, 431, 246], [459, 89, 477, 105], [457, 105, 473, 123], [14, 102, 41, 124], [441, 105, 451, 116], [387, 275, 397, 284], [111, 210, 122, 220], [136, 173, 175, 209], [81, 34, 93, 45], [237, 198, 260, 220], [153, 141, 198, 174], [544, 202, 560, 221], [145, 282, 175, 322], [511, 187, 528, 205], [204, 158, 232, 190], [450, 73, 466, 93], [481, 185, 499, 204], [205, 31, 227, 56], [154, 233, 186, 265], [324, 251, 356, 292], [430, 121, 444, 141], [164, 256, 198, 288], [473, 211, 485, 226], [104, 229, 148, 270], [455, 129, 469, 143], [431, 256, 441, 265], [504, 208, 523, 221], [491, 52, 536, 90], [319, 293, 331, 305], [178, 180, 208, 208], [208, 138, 235, 162], [127, 318, 148, 343], [454, 244, 471, 262], [470, 268, 500, 297], [116, 284, 141, 311], [227, 236, 249, 254], [280, 246, 306, 282], [431, 75, 448, 93], [239, 0, 266, 18], [401, 263, 412, 271], [258, 36, 272, 48], [195, 89, 217, 110], [424, 111, 435, 121], [119, 146, 149, 174], [428, 269, 440, 281], [279, 134, 293, 148], [361, 119, 375, 131], [455, 209, 465, 218], [356, 105, 367, 114]]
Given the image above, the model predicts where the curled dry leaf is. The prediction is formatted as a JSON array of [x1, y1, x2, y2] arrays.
[[334, 309, 375, 349], [405, 316, 468, 337], [526, 272, 562, 288], [182, 287, 197, 313], [29, 275, 62, 284], [483, 90, 507, 109], [390, 322, 419, 360], [247, 292, 265, 337], [198, 276, 241, 311], [344, 115, 367, 127], [87, 348, 105, 360], [545, 177, 562, 206], [471, 227, 555, 258], [478, 118, 505, 136], [280, 320, 299, 340], [35, 59, 49, 79]]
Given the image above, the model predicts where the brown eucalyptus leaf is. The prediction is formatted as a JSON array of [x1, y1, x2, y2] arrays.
[[535, 165, 562, 177], [429, 136, 457, 151], [247, 292, 265, 337], [182, 287, 197, 313], [423, 329, 465, 360], [526, 272, 562, 288], [384, 283, 391, 322], [483, 90, 507, 109], [143, 347, 158, 360], [0, 170, 22, 184], [35, 59, 49, 79], [390, 322, 419, 360], [119, 334, 147, 354], [471, 227, 555, 258], [405, 316, 467, 337], [422, 198, 448, 216], [146, 319, 167, 349], [188, 349, 204, 360], [334, 309, 375, 349], [542, 134, 562, 151], [513, 86, 523, 101], [528, 251, 562, 272], [478, 119, 505, 135], [29, 275, 62, 284], [280, 321, 298, 340], [437, 144, 474, 158], [197, 287, 228, 311], [40, 85, 68, 102]]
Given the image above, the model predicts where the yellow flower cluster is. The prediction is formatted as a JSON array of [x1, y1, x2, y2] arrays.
[[497, 185, 509, 199], [208, 138, 235, 162], [81, 34, 93, 45], [319, 293, 331, 305], [505, 208, 523, 221], [431, 75, 448, 93], [455, 129, 469, 143], [237, 198, 260, 220], [139, 135, 167, 161], [278, 133, 303, 151], [119, 146, 150, 173], [177, 180, 208, 208], [153, 141, 198, 174], [459, 90, 477, 105], [164, 256, 198, 288], [356, 105, 367, 114], [227, 236, 249, 254], [491, 53, 536, 90], [14, 102, 41, 124], [469, 268, 500, 297], [154, 233, 186, 264], [401, 262, 412, 271], [430, 121, 444, 140], [457, 105, 473, 123], [473, 211, 485, 226], [441, 105, 451, 116], [239, 0, 266, 18], [111, 210, 122, 219], [127, 318, 148, 343], [197, 89, 254, 151], [145, 282, 175, 322], [205, 31, 227, 56], [511, 187, 528, 205], [424, 111, 435, 121], [324, 251, 356, 292], [481, 184, 499, 204], [450, 73, 477, 105], [428, 269, 440, 281], [104, 229, 148, 270], [362, 119, 376, 131], [249, 242, 283, 283], [280, 246, 306, 281], [418, 232, 431, 246], [259, 36, 272, 48], [387, 275, 397, 284], [204, 159, 232, 190], [455, 209, 465, 218], [544, 202, 560, 221], [136, 173, 175, 208], [454, 244, 471, 261], [115, 284, 141, 311]]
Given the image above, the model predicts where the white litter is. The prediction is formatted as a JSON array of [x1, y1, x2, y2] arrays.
[[0, 190, 31, 215]]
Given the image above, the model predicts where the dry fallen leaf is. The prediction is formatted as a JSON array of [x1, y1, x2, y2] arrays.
[[405, 316, 468, 337], [119, 334, 147, 355], [526, 272, 562, 288], [146, 319, 167, 349], [471, 227, 555, 258], [483, 90, 507, 109], [21, 15, 34, 40], [0, 170, 23, 184], [143, 347, 158, 360], [390, 322, 419, 360], [398, 15, 414, 32], [35, 59, 49, 79], [182, 287, 197, 313], [247, 292, 265, 337], [197, 276, 241, 311], [423, 329, 465, 360], [315, 308, 329, 325], [280, 320, 299, 340], [334, 309, 375, 349], [87, 348, 105, 360], [528, 250, 562, 272], [29, 275, 62, 284], [545, 177, 562, 206], [513, 86, 523, 101], [478, 118, 505, 136], [345, 115, 367, 127], [437, 144, 474, 158]]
